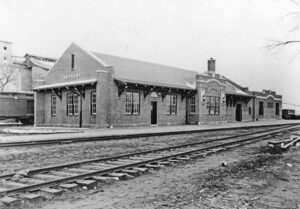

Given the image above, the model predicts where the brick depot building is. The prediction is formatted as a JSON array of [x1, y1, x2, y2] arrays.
[[34, 43, 282, 127]]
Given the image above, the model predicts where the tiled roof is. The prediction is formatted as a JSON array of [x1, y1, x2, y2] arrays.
[[93, 52, 198, 90]]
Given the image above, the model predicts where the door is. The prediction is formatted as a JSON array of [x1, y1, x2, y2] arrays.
[[236, 104, 242, 122], [275, 103, 279, 116], [151, 101, 157, 124]]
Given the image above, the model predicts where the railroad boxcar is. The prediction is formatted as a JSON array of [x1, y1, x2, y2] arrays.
[[282, 109, 297, 120], [0, 92, 34, 125]]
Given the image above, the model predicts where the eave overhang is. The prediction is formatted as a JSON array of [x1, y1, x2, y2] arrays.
[[114, 79, 197, 100]]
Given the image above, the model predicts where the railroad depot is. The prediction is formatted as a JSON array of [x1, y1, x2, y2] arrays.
[[34, 43, 282, 127]]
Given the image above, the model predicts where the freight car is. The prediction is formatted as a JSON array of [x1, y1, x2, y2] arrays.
[[282, 109, 300, 120], [0, 92, 34, 125]]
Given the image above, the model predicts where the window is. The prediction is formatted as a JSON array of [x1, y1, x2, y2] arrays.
[[73, 94, 79, 115], [91, 92, 96, 114], [51, 95, 57, 116], [267, 102, 273, 108], [125, 92, 140, 114], [67, 93, 79, 116], [259, 101, 264, 116], [207, 96, 220, 115], [71, 54, 75, 69], [170, 95, 177, 114], [248, 107, 251, 115], [165, 95, 170, 114], [132, 92, 140, 114], [189, 96, 196, 114], [166, 95, 177, 115]]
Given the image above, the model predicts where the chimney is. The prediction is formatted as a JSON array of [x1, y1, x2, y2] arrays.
[[208, 58, 215, 72]]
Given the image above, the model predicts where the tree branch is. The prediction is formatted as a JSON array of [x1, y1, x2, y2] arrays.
[[265, 40, 300, 50]]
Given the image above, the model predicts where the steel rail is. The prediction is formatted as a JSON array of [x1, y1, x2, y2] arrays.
[[0, 124, 295, 180], [0, 123, 298, 147], [0, 124, 298, 197]]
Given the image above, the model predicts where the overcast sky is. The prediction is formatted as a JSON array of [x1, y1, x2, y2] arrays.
[[1, 0, 300, 111]]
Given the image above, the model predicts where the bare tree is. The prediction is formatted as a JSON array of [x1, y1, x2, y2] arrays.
[[0, 65, 17, 92], [265, 1, 300, 53]]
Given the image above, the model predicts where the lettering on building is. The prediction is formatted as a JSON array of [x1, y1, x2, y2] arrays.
[[63, 73, 81, 80]]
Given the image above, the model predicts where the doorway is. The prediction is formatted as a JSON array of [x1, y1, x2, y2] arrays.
[[151, 101, 157, 125], [236, 103, 242, 122]]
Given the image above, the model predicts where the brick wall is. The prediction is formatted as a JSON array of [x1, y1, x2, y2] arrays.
[[42, 86, 97, 127], [226, 100, 253, 122], [196, 75, 227, 124], [110, 85, 187, 127], [254, 98, 281, 120], [34, 91, 45, 125]]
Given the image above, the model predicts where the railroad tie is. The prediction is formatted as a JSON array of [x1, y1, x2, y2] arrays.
[[119, 169, 140, 177], [92, 176, 119, 183], [107, 172, 133, 180], [157, 161, 172, 165], [168, 159, 180, 163], [142, 164, 161, 169], [40, 188, 64, 198], [176, 156, 190, 160], [76, 180, 97, 190], [132, 167, 149, 173], [0, 196, 22, 207], [59, 183, 80, 191], [22, 193, 44, 203]]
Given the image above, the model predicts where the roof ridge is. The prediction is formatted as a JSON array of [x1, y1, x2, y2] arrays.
[[92, 51, 199, 74]]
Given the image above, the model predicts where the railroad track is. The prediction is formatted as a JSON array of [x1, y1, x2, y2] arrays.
[[0, 124, 299, 206], [0, 123, 298, 148]]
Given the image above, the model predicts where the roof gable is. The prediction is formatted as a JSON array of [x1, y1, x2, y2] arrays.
[[44, 43, 107, 85]]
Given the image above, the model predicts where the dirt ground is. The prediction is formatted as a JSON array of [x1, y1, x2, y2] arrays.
[[8, 133, 299, 209]]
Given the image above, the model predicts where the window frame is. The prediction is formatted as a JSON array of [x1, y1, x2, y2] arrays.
[[73, 94, 79, 115], [67, 93, 80, 116], [67, 94, 74, 116], [125, 91, 140, 115], [132, 92, 140, 115], [207, 96, 220, 115], [166, 94, 177, 115], [91, 91, 96, 115], [51, 95, 57, 116], [189, 96, 196, 114]]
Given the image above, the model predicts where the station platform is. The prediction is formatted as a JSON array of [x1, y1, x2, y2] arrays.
[[0, 120, 300, 143]]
